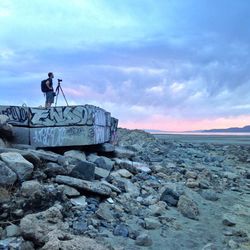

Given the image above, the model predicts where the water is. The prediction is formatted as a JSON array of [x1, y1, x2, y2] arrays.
[[153, 132, 250, 145]]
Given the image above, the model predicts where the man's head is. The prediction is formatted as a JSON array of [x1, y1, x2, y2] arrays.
[[48, 72, 54, 78]]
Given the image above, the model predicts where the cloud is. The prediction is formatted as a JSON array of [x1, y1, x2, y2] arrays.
[[1, 0, 250, 130]]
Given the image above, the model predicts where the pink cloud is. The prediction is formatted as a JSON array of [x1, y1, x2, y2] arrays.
[[120, 114, 250, 132]]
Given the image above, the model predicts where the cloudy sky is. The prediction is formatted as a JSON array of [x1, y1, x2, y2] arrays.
[[1, 0, 250, 131]]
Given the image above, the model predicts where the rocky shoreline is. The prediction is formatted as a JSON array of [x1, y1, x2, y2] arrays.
[[0, 118, 250, 249]]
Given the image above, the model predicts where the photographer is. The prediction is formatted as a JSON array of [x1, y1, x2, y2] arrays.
[[45, 72, 55, 108]]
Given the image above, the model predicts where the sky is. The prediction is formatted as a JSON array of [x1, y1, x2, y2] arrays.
[[1, 0, 250, 131]]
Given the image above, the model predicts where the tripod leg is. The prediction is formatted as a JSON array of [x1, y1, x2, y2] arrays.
[[59, 86, 69, 106], [55, 91, 59, 107]]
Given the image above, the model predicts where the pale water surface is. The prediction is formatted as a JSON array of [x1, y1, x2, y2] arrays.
[[153, 132, 250, 145]]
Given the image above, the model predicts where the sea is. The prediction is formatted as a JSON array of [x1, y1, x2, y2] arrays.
[[152, 132, 250, 145]]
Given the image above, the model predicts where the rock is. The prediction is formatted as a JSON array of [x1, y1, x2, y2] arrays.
[[95, 167, 110, 179], [0, 115, 13, 139], [87, 154, 114, 171], [55, 175, 112, 196], [21, 151, 42, 166], [116, 169, 133, 178], [113, 224, 129, 237], [44, 162, 68, 177], [12, 209, 24, 218], [96, 203, 114, 222], [160, 185, 183, 207], [228, 239, 239, 249], [4, 224, 21, 237], [0, 152, 34, 181], [0, 138, 6, 148], [100, 180, 122, 193], [200, 190, 219, 201], [98, 143, 115, 152], [144, 217, 161, 229], [177, 195, 199, 220], [148, 201, 167, 216], [58, 185, 80, 197], [72, 220, 88, 234], [41, 230, 108, 250], [114, 146, 136, 159], [0, 114, 9, 124], [223, 171, 239, 180], [106, 197, 114, 204], [69, 159, 95, 181], [70, 196, 87, 207], [135, 233, 153, 247], [20, 205, 64, 245], [114, 158, 151, 174], [123, 179, 140, 197], [222, 214, 236, 226], [28, 149, 62, 162], [0, 237, 33, 250], [0, 161, 17, 186], [0, 187, 11, 203], [185, 171, 198, 179], [64, 150, 86, 161], [20, 180, 44, 197], [141, 194, 158, 206], [186, 179, 200, 188]]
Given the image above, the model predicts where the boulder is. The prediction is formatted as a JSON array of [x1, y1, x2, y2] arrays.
[[114, 158, 151, 174], [0, 237, 34, 250], [28, 149, 61, 162], [177, 195, 199, 220], [135, 233, 153, 247], [0, 152, 33, 181], [98, 143, 115, 152], [200, 190, 219, 201], [55, 175, 112, 196], [0, 115, 13, 139], [64, 150, 86, 161], [70, 196, 87, 207], [58, 185, 80, 197], [44, 162, 68, 177], [160, 184, 183, 207], [114, 146, 136, 159], [20, 205, 64, 245], [144, 217, 161, 229], [4, 224, 21, 237], [95, 167, 110, 179], [87, 154, 114, 171], [96, 203, 114, 222], [0, 161, 17, 186], [41, 230, 108, 250], [116, 169, 133, 178], [20, 180, 44, 197], [69, 159, 95, 181], [113, 224, 129, 237]]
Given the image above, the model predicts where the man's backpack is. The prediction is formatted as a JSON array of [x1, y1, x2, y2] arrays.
[[41, 79, 49, 93]]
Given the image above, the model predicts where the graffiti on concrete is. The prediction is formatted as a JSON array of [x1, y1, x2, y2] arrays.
[[0, 106, 29, 125], [30, 106, 109, 127], [31, 126, 97, 147], [32, 127, 67, 146], [94, 126, 106, 144]]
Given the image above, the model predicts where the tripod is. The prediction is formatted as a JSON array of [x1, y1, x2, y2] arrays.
[[55, 80, 69, 106]]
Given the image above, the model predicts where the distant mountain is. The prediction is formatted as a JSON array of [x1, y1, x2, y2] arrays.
[[201, 125, 250, 133]]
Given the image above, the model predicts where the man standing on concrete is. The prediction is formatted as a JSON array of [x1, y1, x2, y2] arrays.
[[45, 72, 55, 108]]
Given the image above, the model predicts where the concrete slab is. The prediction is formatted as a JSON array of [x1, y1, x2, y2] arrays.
[[0, 105, 118, 147]]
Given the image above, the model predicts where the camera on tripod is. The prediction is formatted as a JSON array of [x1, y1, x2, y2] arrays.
[[54, 78, 68, 106]]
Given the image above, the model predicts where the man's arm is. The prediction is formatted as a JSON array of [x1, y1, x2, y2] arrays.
[[46, 80, 53, 90]]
